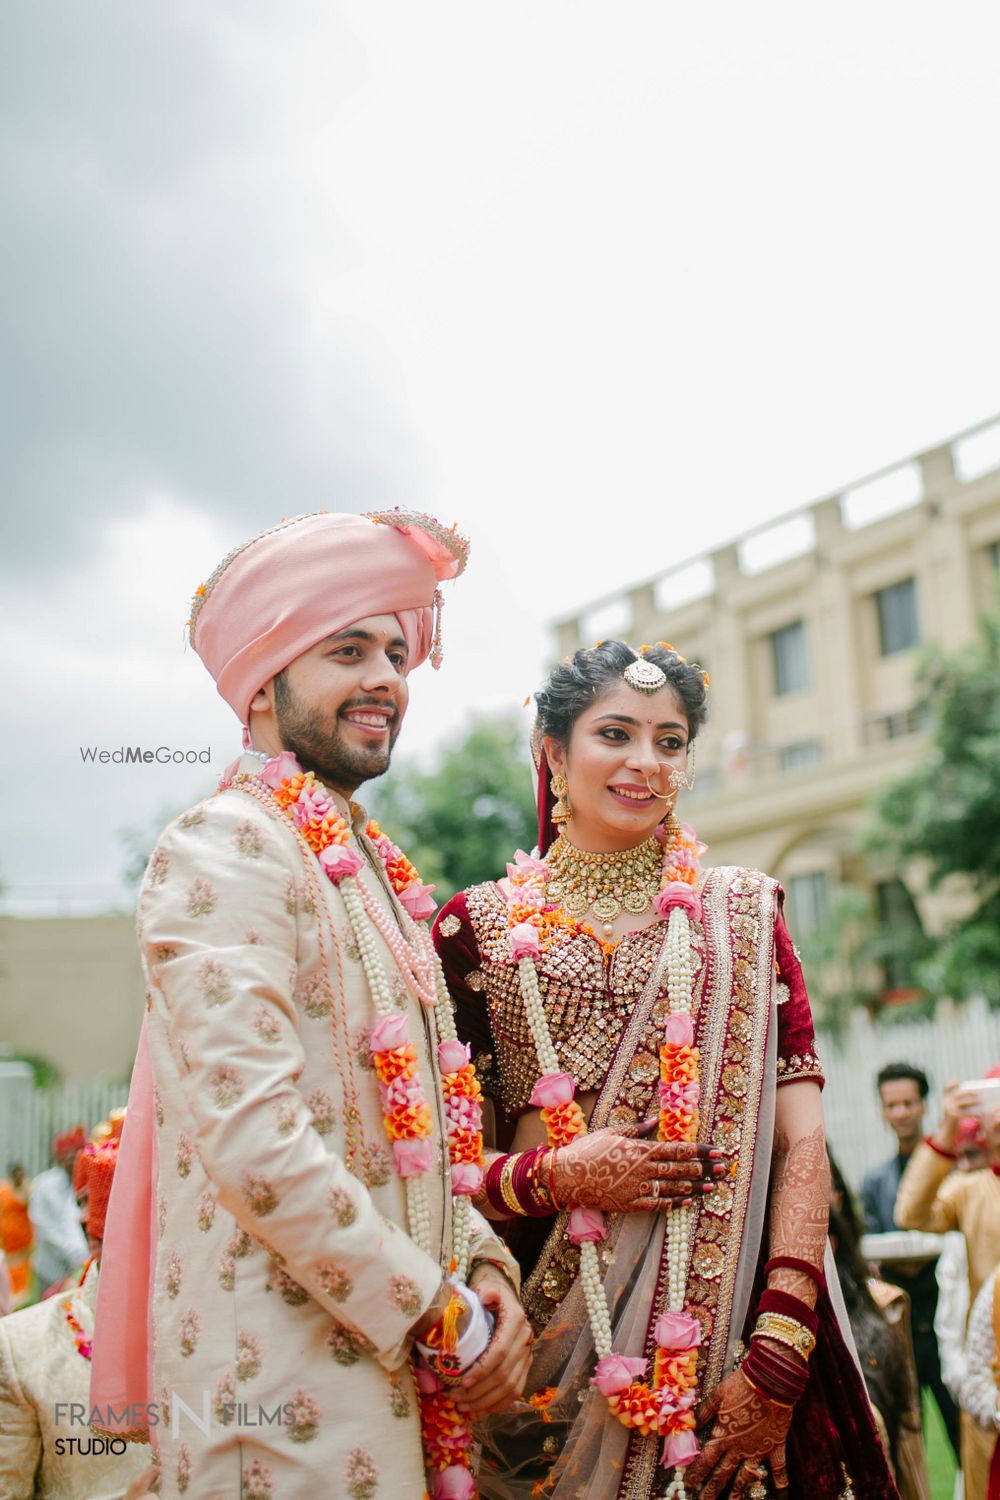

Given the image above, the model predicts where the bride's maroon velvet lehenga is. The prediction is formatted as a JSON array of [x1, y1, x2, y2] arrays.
[[433, 864, 898, 1500]]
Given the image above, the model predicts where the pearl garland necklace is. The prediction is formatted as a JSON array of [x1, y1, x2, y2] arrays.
[[504, 823, 705, 1490]]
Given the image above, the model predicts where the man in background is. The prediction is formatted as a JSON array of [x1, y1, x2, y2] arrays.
[[896, 1077, 1000, 1497], [861, 1062, 960, 1458], [0, 1125, 148, 1498], [28, 1130, 88, 1294]]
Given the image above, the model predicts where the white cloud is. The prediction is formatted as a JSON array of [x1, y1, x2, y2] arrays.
[[4, 0, 1000, 902]]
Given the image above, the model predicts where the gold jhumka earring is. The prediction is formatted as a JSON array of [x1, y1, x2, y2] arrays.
[[550, 773, 572, 824]]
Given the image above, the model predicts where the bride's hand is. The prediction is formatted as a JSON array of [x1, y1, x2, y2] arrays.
[[685, 1369, 793, 1498], [550, 1130, 723, 1213]]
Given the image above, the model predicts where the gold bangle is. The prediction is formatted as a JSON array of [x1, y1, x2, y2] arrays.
[[751, 1312, 815, 1359], [499, 1153, 526, 1216]]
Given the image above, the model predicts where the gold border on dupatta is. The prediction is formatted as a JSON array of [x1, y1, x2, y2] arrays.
[[617, 867, 780, 1499]]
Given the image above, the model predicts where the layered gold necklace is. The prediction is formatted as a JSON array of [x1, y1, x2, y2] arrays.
[[545, 833, 663, 922]]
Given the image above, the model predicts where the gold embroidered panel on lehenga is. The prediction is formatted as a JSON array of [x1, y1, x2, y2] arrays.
[[463, 883, 705, 1123]]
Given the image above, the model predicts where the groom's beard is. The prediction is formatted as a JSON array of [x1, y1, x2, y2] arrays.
[[273, 673, 401, 794]]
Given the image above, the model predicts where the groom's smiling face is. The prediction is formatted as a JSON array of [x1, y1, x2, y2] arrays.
[[251, 614, 410, 796]]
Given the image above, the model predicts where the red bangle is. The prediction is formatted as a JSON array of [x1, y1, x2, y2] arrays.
[[485, 1149, 555, 1217], [742, 1341, 807, 1406], [765, 1255, 825, 1290], [924, 1135, 958, 1161], [485, 1154, 511, 1216], [510, 1148, 554, 1217], [757, 1287, 820, 1336]]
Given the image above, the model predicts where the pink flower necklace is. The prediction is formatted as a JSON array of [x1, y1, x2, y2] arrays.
[[63, 1259, 98, 1359], [504, 818, 706, 1494], [242, 752, 485, 1500]]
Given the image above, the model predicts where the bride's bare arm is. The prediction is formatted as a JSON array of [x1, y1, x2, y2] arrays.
[[767, 1081, 829, 1301]]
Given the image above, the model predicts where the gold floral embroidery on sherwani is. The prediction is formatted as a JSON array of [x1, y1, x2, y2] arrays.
[[126, 756, 517, 1500]]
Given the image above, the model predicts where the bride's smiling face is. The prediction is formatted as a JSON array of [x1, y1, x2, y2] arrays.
[[545, 681, 691, 853]]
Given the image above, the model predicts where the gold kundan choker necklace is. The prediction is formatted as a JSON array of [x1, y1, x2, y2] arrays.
[[545, 833, 663, 922]]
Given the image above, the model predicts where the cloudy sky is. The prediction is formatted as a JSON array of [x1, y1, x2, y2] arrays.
[[3, 1, 999, 911]]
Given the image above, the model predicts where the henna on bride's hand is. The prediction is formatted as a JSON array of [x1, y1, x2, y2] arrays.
[[686, 1370, 792, 1500], [551, 1132, 719, 1214]]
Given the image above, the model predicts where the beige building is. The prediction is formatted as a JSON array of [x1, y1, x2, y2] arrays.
[[0, 914, 142, 1083], [553, 418, 1000, 1006]]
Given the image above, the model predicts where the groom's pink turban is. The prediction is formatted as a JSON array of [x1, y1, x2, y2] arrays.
[[189, 510, 468, 726]]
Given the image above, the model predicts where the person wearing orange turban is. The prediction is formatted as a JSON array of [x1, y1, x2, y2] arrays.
[[0, 1120, 148, 1498]]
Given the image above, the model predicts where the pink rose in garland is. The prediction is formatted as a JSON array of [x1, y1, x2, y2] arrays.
[[509, 922, 542, 960], [438, 1039, 471, 1073], [592, 1354, 649, 1397], [567, 1206, 608, 1245], [399, 880, 437, 921], [450, 1161, 484, 1196], [369, 1013, 410, 1054], [654, 1312, 702, 1351], [662, 1013, 694, 1048], [653, 882, 703, 922], [528, 1072, 576, 1109], [661, 1428, 700, 1468], [434, 1466, 476, 1499], [320, 842, 364, 882], [259, 750, 301, 788], [392, 1138, 435, 1177]]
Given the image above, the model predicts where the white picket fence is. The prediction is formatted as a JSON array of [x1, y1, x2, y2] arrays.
[[0, 1069, 130, 1175], [820, 996, 1000, 1195]]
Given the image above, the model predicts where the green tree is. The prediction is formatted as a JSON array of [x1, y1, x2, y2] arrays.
[[866, 605, 1000, 1005], [370, 712, 537, 905]]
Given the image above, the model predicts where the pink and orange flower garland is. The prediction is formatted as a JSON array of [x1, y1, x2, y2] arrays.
[[503, 819, 707, 1494], [255, 751, 484, 1500]]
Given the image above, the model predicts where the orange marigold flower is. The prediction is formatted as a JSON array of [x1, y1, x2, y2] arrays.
[[653, 1348, 698, 1390], [606, 1382, 661, 1435], [273, 772, 309, 809], [659, 1108, 700, 1143], [527, 1387, 559, 1421], [442, 1067, 483, 1102], [373, 1043, 417, 1084], [384, 1103, 433, 1140], [448, 1129, 483, 1164], [541, 1099, 588, 1146]]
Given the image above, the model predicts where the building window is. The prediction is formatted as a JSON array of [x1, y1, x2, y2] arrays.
[[779, 740, 822, 773], [989, 540, 1000, 570], [861, 705, 929, 745], [875, 879, 923, 992], [875, 578, 920, 656], [770, 620, 809, 696], [787, 871, 829, 938]]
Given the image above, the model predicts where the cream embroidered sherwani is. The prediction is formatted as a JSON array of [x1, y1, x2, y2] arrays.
[[0, 1264, 148, 1499], [133, 757, 517, 1499]]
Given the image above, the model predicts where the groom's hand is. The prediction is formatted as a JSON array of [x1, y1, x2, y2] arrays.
[[454, 1265, 532, 1415]]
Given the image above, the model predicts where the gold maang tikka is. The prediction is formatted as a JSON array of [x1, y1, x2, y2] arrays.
[[623, 657, 667, 694]]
